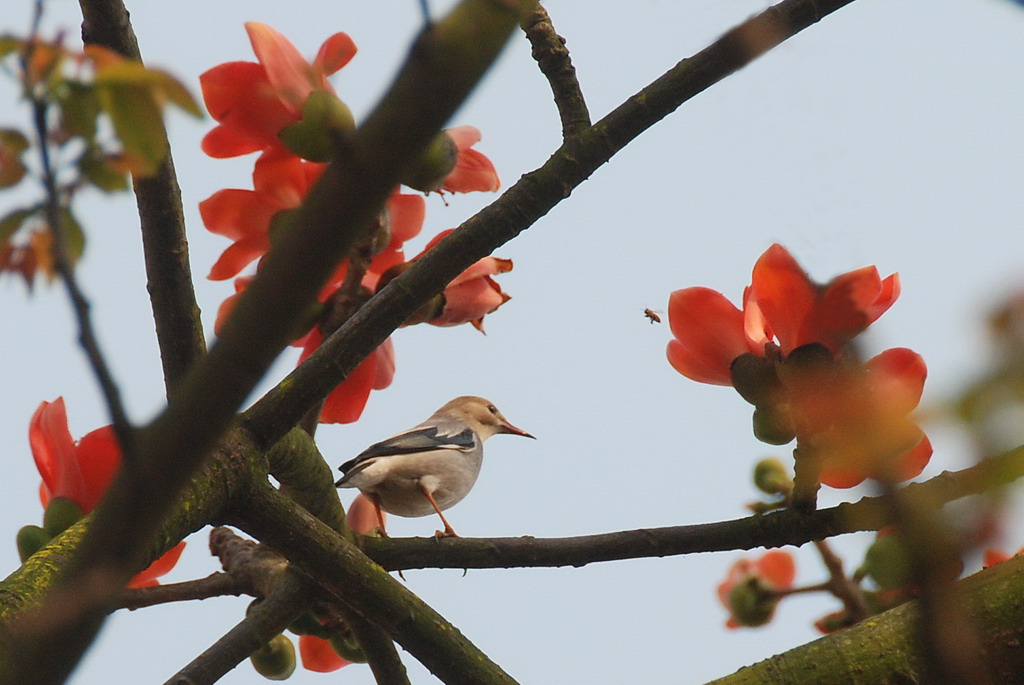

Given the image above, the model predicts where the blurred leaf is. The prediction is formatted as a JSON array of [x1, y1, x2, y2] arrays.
[[58, 82, 100, 140], [0, 129, 30, 188], [0, 35, 22, 60], [78, 146, 129, 192], [95, 83, 166, 176], [58, 207, 85, 265], [88, 46, 202, 117], [0, 206, 37, 244]]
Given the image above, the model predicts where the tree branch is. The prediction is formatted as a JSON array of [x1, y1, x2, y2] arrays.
[[231, 482, 518, 685], [78, 0, 206, 391], [520, 4, 591, 139], [706, 553, 1024, 684], [358, 446, 1024, 571]]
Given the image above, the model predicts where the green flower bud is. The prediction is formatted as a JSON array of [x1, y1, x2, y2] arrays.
[[16, 525, 51, 563], [727, 577, 778, 628], [863, 535, 912, 590], [43, 497, 84, 537], [730, 353, 781, 407], [753, 458, 791, 495], [329, 631, 368, 664], [250, 634, 296, 680], [752, 406, 795, 446], [400, 131, 458, 192], [287, 611, 330, 639], [278, 90, 356, 162]]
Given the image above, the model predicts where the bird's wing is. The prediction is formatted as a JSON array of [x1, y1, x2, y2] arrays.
[[338, 425, 477, 474]]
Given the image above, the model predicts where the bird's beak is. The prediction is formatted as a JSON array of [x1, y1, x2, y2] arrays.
[[500, 421, 535, 439]]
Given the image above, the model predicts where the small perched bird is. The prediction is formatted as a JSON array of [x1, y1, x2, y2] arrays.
[[335, 396, 534, 537]]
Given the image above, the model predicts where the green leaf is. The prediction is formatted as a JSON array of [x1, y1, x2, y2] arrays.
[[96, 83, 166, 176], [0, 128, 30, 188], [94, 60, 203, 118], [0, 206, 38, 244], [58, 207, 85, 265], [79, 146, 129, 192], [58, 82, 100, 140]]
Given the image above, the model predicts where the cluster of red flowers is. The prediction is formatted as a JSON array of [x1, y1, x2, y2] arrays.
[[200, 23, 511, 424], [667, 244, 931, 489]]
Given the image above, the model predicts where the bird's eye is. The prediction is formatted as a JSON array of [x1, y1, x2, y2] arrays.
[[487, 404, 498, 414]]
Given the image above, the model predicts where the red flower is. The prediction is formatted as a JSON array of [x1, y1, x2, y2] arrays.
[[294, 330, 395, 424], [298, 634, 350, 673], [200, 23, 356, 158], [667, 244, 899, 386], [346, 493, 385, 535], [413, 229, 512, 331], [29, 399, 185, 585], [440, 126, 500, 193], [201, 151, 323, 280], [783, 348, 932, 488], [717, 550, 795, 629], [983, 547, 1023, 568]]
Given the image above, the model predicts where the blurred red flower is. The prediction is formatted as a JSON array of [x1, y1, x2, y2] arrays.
[[29, 398, 185, 587]]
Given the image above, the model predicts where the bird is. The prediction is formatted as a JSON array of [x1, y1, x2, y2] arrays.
[[335, 396, 534, 537]]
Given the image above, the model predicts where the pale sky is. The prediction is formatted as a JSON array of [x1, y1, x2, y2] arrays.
[[2, 0, 1023, 683]]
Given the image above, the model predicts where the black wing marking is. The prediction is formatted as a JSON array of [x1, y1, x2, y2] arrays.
[[338, 426, 476, 474]]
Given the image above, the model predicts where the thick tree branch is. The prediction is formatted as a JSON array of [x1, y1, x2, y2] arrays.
[[520, 4, 590, 139], [166, 573, 312, 685], [78, 0, 206, 391], [243, 0, 860, 447], [232, 482, 518, 685], [706, 553, 1024, 684]]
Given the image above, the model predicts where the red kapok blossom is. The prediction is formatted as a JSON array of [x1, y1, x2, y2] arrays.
[[295, 329, 396, 424], [667, 244, 899, 386], [201, 151, 324, 280], [717, 550, 796, 629], [298, 634, 350, 673], [750, 244, 900, 355], [440, 126, 500, 193], [783, 348, 932, 489], [29, 398, 185, 585], [346, 493, 385, 535], [30, 398, 119, 512], [200, 23, 356, 158], [412, 230, 512, 331]]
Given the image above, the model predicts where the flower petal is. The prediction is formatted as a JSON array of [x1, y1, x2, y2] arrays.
[[749, 244, 816, 354], [314, 33, 357, 76], [128, 541, 187, 589], [666, 288, 750, 385], [246, 22, 318, 111], [299, 635, 350, 673]]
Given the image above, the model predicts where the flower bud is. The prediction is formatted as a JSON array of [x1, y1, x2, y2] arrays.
[[287, 612, 330, 639], [730, 352, 781, 407], [16, 524, 51, 562], [328, 631, 368, 664], [752, 406, 795, 446], [863, 535, 911, 590], [753, 458, 791, 495], [43, 496, 84, 537], [400, 131, 458, 192], [727, 577, 779, 628], [250, 634, 297, 680], [278, 90, 355, 162]]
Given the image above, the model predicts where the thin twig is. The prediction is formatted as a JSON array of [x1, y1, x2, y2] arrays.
[[118, 573, 249, 611], [813, 539, 868, 622], [520, 4, 590, 139], [24, 1, 133, 450]]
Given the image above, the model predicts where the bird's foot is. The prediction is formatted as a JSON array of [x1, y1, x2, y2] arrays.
[[434, 527, 459, 539]]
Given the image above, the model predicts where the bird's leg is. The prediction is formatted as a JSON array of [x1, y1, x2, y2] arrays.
[[369, 492, 389, 537], [418, 485, 458, 537]]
